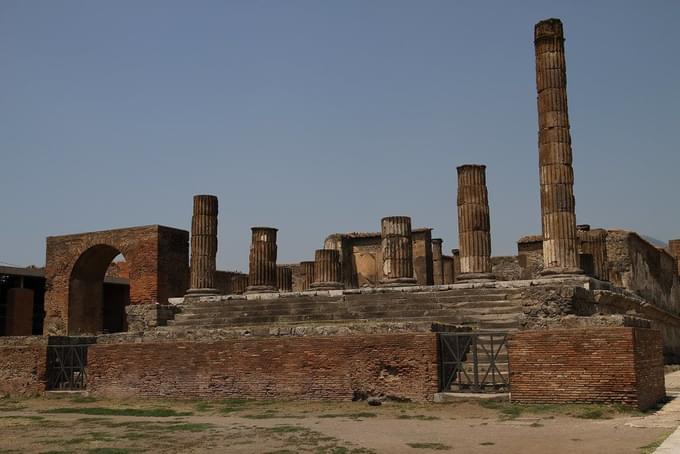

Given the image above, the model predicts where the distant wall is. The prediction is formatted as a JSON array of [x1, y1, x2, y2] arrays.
[[88, 333, 438, 402], [0, 337, 47, 397], [508, 327, 665, 410], [606, 230, 680, 315], [491, 256, 522, 281]]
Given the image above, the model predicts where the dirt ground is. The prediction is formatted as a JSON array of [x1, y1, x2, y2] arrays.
[[0, 393, 673, 454]]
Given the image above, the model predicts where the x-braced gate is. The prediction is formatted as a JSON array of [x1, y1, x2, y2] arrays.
[[438, 331, 509, 393], [46, 338, 95, 390]]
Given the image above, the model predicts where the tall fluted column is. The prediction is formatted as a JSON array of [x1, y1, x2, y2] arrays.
[[311, 249, 343, 290], [457, 165, 494, 282], [186, 194, 218, 296], [277, 265, 293, 292], [432, 238, 444, 285], [535, 18, 581, 275], [380, 216, 417, 286], [246, 227, 278, 293], [669, 240, 680, 277], [300, 261, 315, 291], [577, 225, 609, 281]]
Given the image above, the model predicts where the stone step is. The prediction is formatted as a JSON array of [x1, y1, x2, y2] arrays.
[[179, 301, 447, 316]]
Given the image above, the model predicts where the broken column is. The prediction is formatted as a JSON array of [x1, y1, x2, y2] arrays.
[[246, 227, 278, 293], [186, 194, 218, 296], [300, 261, 316, 291], [311, 249, 343, 290], [535, 18, 581, 275], [457, 165, 494, 282], [432, 238, 444, 285], [670, 240, 680, 277], [577, 225, 609, 281], [277, 265, 293, 292], [380, 216, 417, 286], [230, 275, 248, 294]]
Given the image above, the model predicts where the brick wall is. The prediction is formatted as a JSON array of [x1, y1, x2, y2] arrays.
[[44, 225, 188, 335], [88, 333, 438, 402], [508, 327, 665, 409], [0, 339, 47, 396]]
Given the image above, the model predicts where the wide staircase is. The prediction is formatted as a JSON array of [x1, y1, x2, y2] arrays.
[[165, 287, 525, 333]]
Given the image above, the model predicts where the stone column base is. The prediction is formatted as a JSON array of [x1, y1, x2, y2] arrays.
[[456, 272, 495, 283], [185, 288, 219, 297], [310, 281, 344, 291], [379, 277, 418, 287], [540, 267, 584, 277], [245, 285, 278, 294]]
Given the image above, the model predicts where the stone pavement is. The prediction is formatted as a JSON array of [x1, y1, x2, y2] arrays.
[[624, 371, 680, 452]]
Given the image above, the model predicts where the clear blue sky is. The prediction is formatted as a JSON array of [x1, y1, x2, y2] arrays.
[[1, 1, 679, 272]]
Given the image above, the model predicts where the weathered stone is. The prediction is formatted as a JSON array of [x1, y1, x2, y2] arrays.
[[669, 239, 680, 277], [535, 18, 581, 275], [457, 165, 494, 282], [577, 225, 609, 281], [187, 195, 218, 296], [299, 261, 315, 291], [311, 249, 343, 290], [246, 227, 278, 293], [277, 265, 293, 292], [432, 238, 444, 285], [380, 217, 417, 286]]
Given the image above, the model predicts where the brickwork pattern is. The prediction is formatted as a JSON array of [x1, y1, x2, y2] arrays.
[[44, 225, 189, 335], [88, 333, 438, 402], [508, 327, 665, 409], [0, 342, 47, 396]]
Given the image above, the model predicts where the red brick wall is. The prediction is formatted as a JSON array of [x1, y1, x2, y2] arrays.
[[0, 342, 46, 396], [6, 288, 34, 336], [508, 327, 665, 409], [88, 333, 438, 402], [44, 225, 188, 335]]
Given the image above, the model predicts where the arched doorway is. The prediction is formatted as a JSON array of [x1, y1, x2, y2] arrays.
[[68, 245, 129, 335]]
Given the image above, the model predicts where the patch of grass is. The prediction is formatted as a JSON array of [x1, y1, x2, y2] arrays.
[[318, 412, 377, 420], [0, 404, 27, 411], [267, 425, 306, 433], [242, 410, 304, 419], [0, 415, 44, 421], [406, 443, 451, 450], [86, 449, 136, 454], [639, 431, 673, 454], [480, 442, 495, 446], [478, 399, 640, 420], [576, 408, 610, 420], [194, 402, 213, 412], [70, 396, 97, 403], [120, 432, 149, 440], [42, 407, 192, 417], [397, 414, 440, 421], [86, 432, 115, 442], [163, 422, 214, 432], [39, 451, 74, 454]]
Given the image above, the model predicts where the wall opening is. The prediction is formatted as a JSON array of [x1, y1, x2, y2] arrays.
[[68, 246, 129, 335]]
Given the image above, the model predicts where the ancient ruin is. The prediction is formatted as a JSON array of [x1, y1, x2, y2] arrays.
[[0, 18, 675, 412]]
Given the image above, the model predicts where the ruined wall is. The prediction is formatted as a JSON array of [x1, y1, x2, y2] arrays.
[[491, 256, 522, 281], [508, 327, 665, 409], [325, 229, 434, 288], [606, 230, 680, 315], [44, 225, 189, 335], [88, 333, 438, 402], [517, 235, 544, 279], [0, 337, 47, 397], [5, 288, 34, 336]]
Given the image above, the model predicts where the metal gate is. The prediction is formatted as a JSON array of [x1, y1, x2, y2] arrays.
[[438, 331, 509, 393], [46, 339, 94, 390]]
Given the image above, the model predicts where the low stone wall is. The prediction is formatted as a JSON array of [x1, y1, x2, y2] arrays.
[[508, 327, 665, 409], [0, 337, 47, 397], [88, 333, 438, 402]]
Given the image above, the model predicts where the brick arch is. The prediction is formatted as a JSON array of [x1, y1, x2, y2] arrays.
[[44, 225, 189, 335]]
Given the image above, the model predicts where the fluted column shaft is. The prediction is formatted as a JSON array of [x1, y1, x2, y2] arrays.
[[535, 18, 581, 274], [231, 275, 248, 294], [187, 195, 218, 295], [432, 238, 444, 285], [300, 261, 315, 291], [457, 165, 494, 281], [277, 265, 293, 292], [246, 227, 278, 293], [380, 216, 417, 286], [311, 249, 343, 290]]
